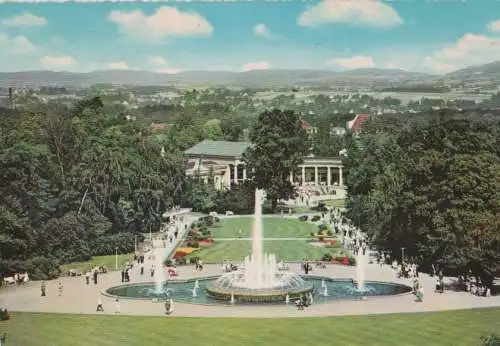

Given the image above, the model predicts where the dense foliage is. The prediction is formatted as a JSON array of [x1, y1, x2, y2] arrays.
[[343, 111, 500, 284], [0, 98, 185, 279], [243, 109, 308, 211]]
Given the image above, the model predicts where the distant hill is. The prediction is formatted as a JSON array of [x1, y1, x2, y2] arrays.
[[443, 61, 500, 82], [0, 68, 434, 88]]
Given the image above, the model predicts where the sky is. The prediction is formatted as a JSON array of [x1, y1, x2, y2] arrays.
[[1, 0, 500, 74]]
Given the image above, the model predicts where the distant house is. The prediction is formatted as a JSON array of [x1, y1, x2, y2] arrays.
[[301, 119, 317, 135], [150, 123, 169, 132], [347, 113, 370, 132], [330, 127, 347, 137]]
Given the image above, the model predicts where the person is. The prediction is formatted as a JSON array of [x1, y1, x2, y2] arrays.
[[96, 296, 104, 312], [198, 259, 203, 271], [140, 263, 144, 275], [41, 281, 46, 296], [85, 271, 90, 285], [121, 269, 125, 283], [114, 298, 120, 314], [0, 332, 6, 346], [93, 270, 98, 285], [164, 299, 171, 315], [151, 265, 155, 278], [58, 281, 63, 296]]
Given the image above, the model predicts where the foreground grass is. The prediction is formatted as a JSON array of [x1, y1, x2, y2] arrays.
[[210, 217, 319, 238], [188, 240, 341, 262], [60, 253, 135, 275], [0, 308, 499, 346]]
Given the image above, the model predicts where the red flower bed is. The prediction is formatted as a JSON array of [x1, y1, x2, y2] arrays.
[[174, 251, 188, 258]]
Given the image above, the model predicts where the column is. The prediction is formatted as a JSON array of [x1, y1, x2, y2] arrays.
[[339, 166, 343, 186], [243, 168, 247, 181], [226, 165, 231, 189], [290, 171, 294, 184], [314, 166, 319, 185], [301, 166, 306, 186], [233, 164, 238, 184], [327, 167, 331, 186]]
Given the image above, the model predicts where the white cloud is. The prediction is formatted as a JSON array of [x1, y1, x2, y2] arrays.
[[2, 13, 47, 26], [149, 56, 167, 66], [241, 61, 269, 72], [487, 20, 500, 32], [298, 0, 403, 28], [108, 6, 213, 39], [108, 61, 129, 70], [156, 68, 183, 74], [423, 33, 500, 73], [40, 55, 77, 70], [0, 33, 36, 54], [253, 23, 272, 39], [328, 55, 375, 69], [147, 56, 182, 73]]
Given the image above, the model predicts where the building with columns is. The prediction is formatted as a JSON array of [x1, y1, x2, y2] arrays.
[[184, 140, 345, 193]]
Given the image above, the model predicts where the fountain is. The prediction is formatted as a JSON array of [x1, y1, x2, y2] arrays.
[[285, 294, 290, 304], [192, 287, 198, 297], [206, 189, 314, 303], [321, 279, 326, 288], [154, 241, 167, 293], [194, 280, 199, 290], [323, 286, 328, 297], [356, 247, 366, 292]]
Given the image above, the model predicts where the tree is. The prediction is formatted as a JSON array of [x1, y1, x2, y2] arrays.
[[202, 119, 223, 140], [344, 111, 500, 283], [243, 109, 308, 212]]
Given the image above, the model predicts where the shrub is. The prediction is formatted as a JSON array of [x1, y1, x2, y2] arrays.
[[25, 256, 61, 280], [298, 215, 308, 222], [481, 334, 500, 346], [311, 215, 321, 222], [189, 257, 200, 264], [187, 241, 199, 248], [90, 233, 143, 257], [310, 232, 315, 237], [318, 223, 328, 231], [327, 230, 333, 236], [321, 253, 333, 262], [348, 257, 356, 266], [318, 236, 324, 242], [312, 202, 328, 212], [177, 257, 188, 265], [164, 259, 173, 266]]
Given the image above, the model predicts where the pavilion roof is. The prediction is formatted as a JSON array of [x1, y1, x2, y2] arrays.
[[184, 140, 251, 159]]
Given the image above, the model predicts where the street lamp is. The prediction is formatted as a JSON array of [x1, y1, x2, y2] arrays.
[[115, 247, 118, 271], [401, 247, 405, 264]]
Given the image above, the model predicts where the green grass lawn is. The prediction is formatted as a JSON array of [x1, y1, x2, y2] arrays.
[[60, 253, 135, 275], [323, 199, 346, 208], [209, 217, 319, 238], [1, 309, 498, 346], [186, 240, 341, 262]]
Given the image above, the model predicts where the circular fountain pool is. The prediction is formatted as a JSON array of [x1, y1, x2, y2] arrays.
[[104, 276, 411, 305]]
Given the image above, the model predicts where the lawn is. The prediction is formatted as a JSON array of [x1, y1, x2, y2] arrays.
[[60, 253, 135, 275], [323, 199, 346, 208], [186, 240, 341, 262], [209, 217, 319, 238], [1, 308, 499, 346]]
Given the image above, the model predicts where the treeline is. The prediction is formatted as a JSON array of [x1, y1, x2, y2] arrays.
[[381, 85, 451, 93], [0, 97, 187, 279], [344, 110, 500, 284]]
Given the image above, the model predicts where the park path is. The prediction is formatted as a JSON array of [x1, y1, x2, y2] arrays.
[[1, 212, 499, 318], [212, 237, 310, 241]]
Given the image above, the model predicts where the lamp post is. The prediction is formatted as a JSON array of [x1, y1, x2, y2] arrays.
[[401, 247, 405, 264], [115, 247, 118, 271]]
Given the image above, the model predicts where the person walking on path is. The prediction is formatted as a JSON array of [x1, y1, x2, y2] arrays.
[[57, 282, 63, 296], [96, 296, 104, 312], [114, 298, 120, 314], [85, 271, 90, 285], [40, 281, 46, 296]]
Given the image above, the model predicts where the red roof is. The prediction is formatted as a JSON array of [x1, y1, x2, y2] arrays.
[[350, 113, 370, 131], [301, 119, 312, 129]]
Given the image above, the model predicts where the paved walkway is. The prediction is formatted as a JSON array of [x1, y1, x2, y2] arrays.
[[213, 238, 310, 241], [2, 258, 499, 318], [1, 213, 498, 318]]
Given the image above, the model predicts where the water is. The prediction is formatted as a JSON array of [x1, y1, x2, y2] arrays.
[[356, 248, 365, 292], [106, 277, 412, 304], [208, 189, 312, 294]]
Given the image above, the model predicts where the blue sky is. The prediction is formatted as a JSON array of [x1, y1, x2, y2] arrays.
[[0, 0, 500, 74]]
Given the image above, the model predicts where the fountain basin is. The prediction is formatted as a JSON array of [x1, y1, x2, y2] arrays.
[[104, 276, 411, 305]]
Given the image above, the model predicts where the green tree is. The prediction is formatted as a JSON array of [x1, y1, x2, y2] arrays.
[[243, 109, 308, 212]]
